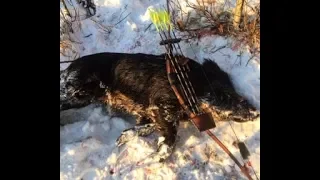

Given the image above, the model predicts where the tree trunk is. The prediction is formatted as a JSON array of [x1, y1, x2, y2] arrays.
[[233, 0, 244, 30]]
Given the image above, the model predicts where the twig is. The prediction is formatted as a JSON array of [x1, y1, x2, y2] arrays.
[[84, 33, 92, 38], [232, 51, 243, 67], [144, 23, 152, 32], [246, 54, 255, 66], [114, 13, 131, 26], [60, 60, 75, 64], [210, 45, 227, 54], [118, 4, 128, 22], [90, 18, 112, 33]]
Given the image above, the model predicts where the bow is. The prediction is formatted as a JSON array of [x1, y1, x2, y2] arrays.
[[149, 3, 259, 180]]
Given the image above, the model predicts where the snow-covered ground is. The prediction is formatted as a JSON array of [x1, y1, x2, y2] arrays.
[[60, 0, 260, 179]]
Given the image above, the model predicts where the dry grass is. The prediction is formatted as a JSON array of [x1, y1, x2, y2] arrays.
[[60, 39, 80, 59], [169, 0, 260, 57], [60, 0, 100, 61], [240, 2, 260, 54], [60, 0, 81, 60]]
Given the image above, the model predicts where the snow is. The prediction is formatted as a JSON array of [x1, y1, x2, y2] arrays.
[[60, 0, 260, 179]]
